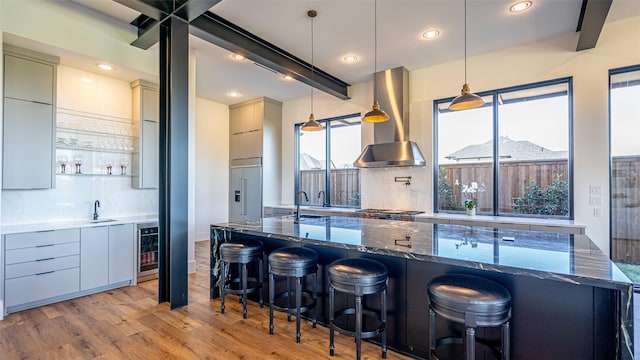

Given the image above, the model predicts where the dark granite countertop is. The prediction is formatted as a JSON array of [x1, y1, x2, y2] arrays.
[[213, 215, 632, 291]]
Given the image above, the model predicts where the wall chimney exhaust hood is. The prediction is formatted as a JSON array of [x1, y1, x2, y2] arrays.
[[354, 67, 426, 168]]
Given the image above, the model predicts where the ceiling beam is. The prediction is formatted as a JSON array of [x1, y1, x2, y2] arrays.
[[190, 11, 350, 100], [576, 0, 613, 51], [113, 0, 171, 21]]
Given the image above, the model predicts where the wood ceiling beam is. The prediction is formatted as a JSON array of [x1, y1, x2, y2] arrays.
[[576, 0, 613, 51], [190, 11, 351, 100]]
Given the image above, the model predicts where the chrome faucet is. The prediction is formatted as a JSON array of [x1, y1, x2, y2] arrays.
[[93, 200, 100, 220], [295, 191, 309, 222], [317, 190, 327, 207]]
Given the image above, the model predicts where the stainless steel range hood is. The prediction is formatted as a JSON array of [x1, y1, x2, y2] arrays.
[[354, 67, 426, 168]]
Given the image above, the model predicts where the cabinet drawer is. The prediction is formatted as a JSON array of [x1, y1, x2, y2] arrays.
[[5, 268, 80, 307], [5, 228, 80, 250], [5, 242, 80, 264], [5, 255, 80, 279]]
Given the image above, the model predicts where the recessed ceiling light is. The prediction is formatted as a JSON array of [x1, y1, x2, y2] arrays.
[[227, 91, 241, 98], [343, 55, 358, 63], [230, 53, 246, 62], [81, 78, 93, 83], [97, 63, 115, 71], [282, 75, 294, 81], [422, 29, 440, 39], [510, 1, 532, 12]]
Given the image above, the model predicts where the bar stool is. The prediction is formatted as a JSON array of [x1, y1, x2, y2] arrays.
[[268, 246, 319, 343], [328, 258, 388, 360], [219, 238, 264, 319], [428, 274, 511, 360]]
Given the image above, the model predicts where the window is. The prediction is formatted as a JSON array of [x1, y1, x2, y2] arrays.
[[295, 113, 361, 207], [610, 65, 640, 283], [434, 78, 572, 218]]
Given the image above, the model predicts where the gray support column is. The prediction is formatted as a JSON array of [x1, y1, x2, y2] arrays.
[[158, 15, 189, 309]]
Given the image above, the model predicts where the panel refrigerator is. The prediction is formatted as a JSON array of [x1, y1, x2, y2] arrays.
[[229, 165, 262, 222]]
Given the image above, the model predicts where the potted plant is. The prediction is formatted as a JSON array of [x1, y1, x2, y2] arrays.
[[461, 181, 484, 216], [464, 199, 476, 216]]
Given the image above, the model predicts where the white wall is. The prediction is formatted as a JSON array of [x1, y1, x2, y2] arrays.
[[195, 98, 229, 240], [281, 16, 640, 255], [1, 65, 158, 225]]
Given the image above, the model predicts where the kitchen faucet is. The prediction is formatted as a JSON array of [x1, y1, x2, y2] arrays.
[[93, 200, 100, 220], [317, 190, 327, 207], [295, 191, 309, 222]]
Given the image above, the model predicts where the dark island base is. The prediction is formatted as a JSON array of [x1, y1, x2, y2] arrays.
[[211, 228, 628, 359]]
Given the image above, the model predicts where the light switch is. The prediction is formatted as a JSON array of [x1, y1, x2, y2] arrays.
[[589, 185, 602, 195], [589, 196, 601, 206], [593, 208, 602, 217]]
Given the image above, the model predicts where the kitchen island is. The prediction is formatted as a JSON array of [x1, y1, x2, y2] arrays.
[[210, 215, 633, 359]]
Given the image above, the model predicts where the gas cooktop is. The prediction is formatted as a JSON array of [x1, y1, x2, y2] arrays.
[[354, 209, 424, 221]]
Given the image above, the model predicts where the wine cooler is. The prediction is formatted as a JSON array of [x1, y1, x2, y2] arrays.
[[137, 222, 159, 282]]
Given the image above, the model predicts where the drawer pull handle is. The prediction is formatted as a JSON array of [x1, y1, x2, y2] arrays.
[[35, 271, 55, 276], [35, 244, 55, 248], [35, 230, 55, 233], [36, 257, 55, 262]]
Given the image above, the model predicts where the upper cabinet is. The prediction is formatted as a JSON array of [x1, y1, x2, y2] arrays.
[[2, 45, 59, 190], [229, 97, 282, 161], [131, 80, 159, 189]]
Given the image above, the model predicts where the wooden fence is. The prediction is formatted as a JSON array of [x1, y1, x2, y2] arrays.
[[300, 169, 360, 206], [611, 156, 640, 263], [439, 159, 569, 213]]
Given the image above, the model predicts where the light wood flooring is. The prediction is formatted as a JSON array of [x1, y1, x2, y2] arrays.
[[0, 240, 413, 360]]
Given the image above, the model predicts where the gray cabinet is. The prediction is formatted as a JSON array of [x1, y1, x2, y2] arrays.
[[131, 80, 159, 189], [2, 45, 59, 189], [80, 226, 109, 291], [3, 98, 54, 189], [229, 97, 282, 211], [229, 97, 279, 160], [108, 223, 134, 284], [4, 229, 80, 311]]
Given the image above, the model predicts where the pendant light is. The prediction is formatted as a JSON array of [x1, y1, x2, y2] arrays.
[[362, 0, 390, 123], [449, 0, 485, 111], [301, 10, 323, 132]]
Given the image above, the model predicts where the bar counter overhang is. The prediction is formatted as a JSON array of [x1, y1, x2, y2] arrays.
[[210, 215, 633, 359]]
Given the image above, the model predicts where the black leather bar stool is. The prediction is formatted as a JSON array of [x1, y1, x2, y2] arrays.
[[328, 258, 388, 360], [219, 238, 264, 319], [428, 274, 511, 360], [268, 246, 319, 343]]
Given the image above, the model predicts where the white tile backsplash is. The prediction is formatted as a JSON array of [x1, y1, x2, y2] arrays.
[[2, 176, 157, 225], [360, 166, 431, 211]]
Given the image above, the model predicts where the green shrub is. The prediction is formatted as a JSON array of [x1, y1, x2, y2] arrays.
[[513, 173, 568, 216]]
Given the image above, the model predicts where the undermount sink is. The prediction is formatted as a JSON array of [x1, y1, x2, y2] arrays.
[[90, 218, 116, 223]]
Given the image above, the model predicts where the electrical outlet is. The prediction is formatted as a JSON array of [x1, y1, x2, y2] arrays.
[[589, 196, 602, 206], [593, 207, 602, 217], [590, 185, 602, 195]]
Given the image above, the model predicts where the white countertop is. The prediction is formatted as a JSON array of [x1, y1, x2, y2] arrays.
[[1, 215, 159, 235]]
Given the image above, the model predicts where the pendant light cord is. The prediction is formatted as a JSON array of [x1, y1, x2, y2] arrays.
[[373, 0, 378, 94], [464, 0, 467, 84], [310, 12, 314, 115]]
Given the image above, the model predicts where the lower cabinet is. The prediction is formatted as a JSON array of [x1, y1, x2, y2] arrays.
[[4, 223, 135, 314], [108, 223, 134, 284], [4, 229, 80, 309], [80, 226, 109, 290]]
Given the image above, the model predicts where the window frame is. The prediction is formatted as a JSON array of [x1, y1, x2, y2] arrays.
[[433, 77, 574, 219], [608, 64, 640, 261], [294, 112, 361, 208]]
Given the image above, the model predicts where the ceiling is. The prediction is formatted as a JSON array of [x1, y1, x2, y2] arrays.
[[37, 0, 640, 105]]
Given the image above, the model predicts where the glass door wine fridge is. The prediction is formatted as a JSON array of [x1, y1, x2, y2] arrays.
[[137, 222, 158, 282]]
